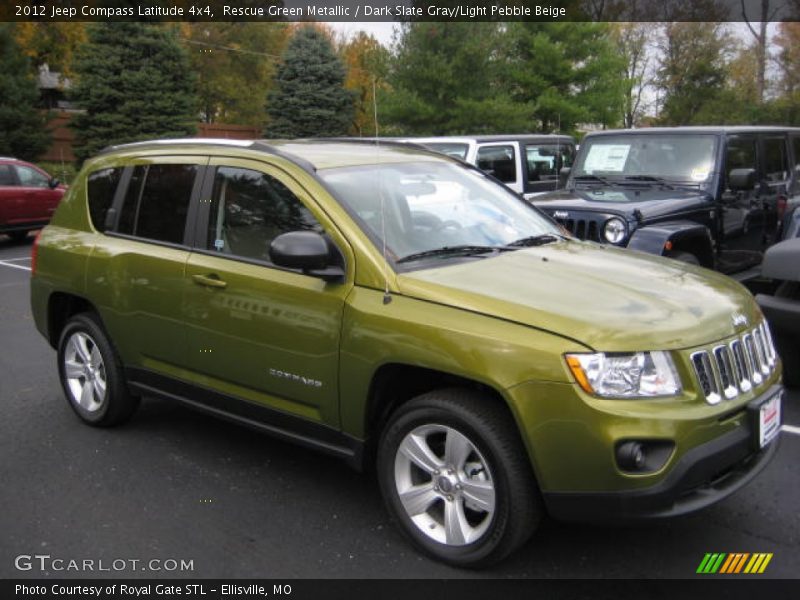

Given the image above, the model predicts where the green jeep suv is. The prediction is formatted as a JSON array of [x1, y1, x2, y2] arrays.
[[30, 139, 783, 567]]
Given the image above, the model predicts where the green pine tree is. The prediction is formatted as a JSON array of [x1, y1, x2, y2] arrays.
[[0, 24, 51, 161], [265, 26, 354, 138], [383, 22, 534, 135], [70, 23, 198, 163]]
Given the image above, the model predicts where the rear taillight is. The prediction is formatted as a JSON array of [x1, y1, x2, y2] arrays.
[[777, 195, 788, 221], [31, 231, 41, 276]]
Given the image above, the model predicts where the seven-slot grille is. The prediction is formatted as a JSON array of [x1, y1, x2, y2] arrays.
[[690, 321, 777, 404], [554, 218, 601, 242]]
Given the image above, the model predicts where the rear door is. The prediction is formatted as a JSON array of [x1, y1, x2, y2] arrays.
[[759, 133, 791, 244], [182, 157, 352, 428], [85, 157, 206, 375]]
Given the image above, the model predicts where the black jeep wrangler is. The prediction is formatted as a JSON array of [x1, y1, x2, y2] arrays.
[[534, 127, 800, 279]]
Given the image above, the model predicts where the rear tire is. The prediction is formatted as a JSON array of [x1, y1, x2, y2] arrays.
[[377, 388, 541, 568], [57, 313, 139, 426], [667, 250, 700, 265]]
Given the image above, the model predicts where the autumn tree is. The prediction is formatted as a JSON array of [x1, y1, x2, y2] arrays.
[[655, 22, 732, 124], [383, 22, 533, 135], [614, 22, 657, 128], [0, 24, 50, 160], [185, 22, 289, 127], [265, 26, 354, 138], [70, 23, 198, 162], [342, 32, 389, 136], [14, 22, 86, 75]]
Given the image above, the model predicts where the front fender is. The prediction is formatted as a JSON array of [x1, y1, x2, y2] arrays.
[[627, 221, 713, 260], [782, 206, 800, 239]]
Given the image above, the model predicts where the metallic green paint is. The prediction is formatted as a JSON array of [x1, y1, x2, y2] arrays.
[[30, 139, 781, 505]]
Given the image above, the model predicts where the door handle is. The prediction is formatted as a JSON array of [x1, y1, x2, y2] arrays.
[[192, 274, 227, 289]]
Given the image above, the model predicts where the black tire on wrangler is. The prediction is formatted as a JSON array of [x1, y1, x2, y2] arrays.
[[377, 388, 541, 568], [57, 312, 139, 426], [667, 250, 700, 266]]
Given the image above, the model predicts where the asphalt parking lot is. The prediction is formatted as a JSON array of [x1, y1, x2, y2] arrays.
[[0, 234, 798, 579]]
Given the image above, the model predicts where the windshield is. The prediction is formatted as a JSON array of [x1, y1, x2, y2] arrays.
[[319, 161, 560, 265], [573, 134, 718, 183], [421, 142, 470, 160]]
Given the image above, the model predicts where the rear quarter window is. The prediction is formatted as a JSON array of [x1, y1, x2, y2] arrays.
[[86, 167, 123, 232]]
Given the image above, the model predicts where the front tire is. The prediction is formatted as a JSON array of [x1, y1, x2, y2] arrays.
[[57, 313, 139, 426], [377, 389, 540, 567]]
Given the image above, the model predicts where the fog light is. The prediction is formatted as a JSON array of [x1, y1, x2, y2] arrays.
[[615, 440, 675, 474], [617, 441, 646, 471]]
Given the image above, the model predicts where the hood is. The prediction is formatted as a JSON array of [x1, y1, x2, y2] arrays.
[[397, 241, 760, 352], [534, 186, 712, 220]]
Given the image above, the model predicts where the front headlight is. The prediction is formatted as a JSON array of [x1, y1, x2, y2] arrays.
[[603, 217, 628, 244], [565, 351, 681, 398]]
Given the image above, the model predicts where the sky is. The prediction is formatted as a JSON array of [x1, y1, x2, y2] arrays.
[[328, 21, 398, 45]]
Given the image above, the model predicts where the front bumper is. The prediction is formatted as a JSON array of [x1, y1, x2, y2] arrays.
[[543, 420, 779, 521]]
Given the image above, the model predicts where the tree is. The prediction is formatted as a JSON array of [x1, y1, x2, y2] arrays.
[[775, 22, 800, 95], [613, 22, 657, 128], [70, 23, 198, 163], [342, 32, 389, 136], [184, 22, 289, 126], [506, 22, 625, 132], [0, 24, 50, 161], [14, 23, 86, 75], [265, 26, 353, 138], [382, 22, 533, 135], [655, 22, 733, 124], [740, 0, 781, 104]]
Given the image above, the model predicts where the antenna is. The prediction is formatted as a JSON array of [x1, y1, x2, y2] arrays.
[[372, 77, 392, 305], [555, 114, 561, 190]]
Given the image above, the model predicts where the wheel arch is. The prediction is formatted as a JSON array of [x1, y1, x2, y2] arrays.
[[46, 292, 102, 349], [628, 221, 715, 268]]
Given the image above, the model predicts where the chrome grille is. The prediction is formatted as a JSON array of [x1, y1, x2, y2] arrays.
[[690, 321, 777, 404]]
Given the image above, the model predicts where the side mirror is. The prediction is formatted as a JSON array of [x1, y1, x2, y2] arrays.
[[558, 167, 571, 186], [48, 178, 60, 189], [728, 168, 756, 191], [269, 231, 344, 282]]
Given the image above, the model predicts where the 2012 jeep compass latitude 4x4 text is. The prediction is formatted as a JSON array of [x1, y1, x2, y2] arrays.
[[30, 139, 782, 567]]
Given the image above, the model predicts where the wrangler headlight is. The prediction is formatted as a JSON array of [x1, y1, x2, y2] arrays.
[[565, 351, 681, 398], [603, 217, 628, 244]]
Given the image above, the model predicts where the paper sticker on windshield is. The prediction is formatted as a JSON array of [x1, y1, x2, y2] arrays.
[[691, 167, 710, 181], [583, 144, 630, 173]]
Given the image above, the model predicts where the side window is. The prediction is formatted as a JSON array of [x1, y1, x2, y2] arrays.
[[207, 166, 321, 262], [116, 164, 196, 244], [0, 165, 16, 186], [525, 144, 574, 182], [15, 165, 50, 188], [763, 137, 789, 182], [726, 136, 757, 177], [793, 137, 800, 174], [476, 145, 517, 183], [86, 167, 122, 232]]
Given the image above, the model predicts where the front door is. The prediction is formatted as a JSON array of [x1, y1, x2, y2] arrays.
[[719, 134, 765, 273], [182, 158, 351, 428], [474, 142, 523, 194]]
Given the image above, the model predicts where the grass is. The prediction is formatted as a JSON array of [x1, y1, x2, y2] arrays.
[[37, 160, 78, 186]]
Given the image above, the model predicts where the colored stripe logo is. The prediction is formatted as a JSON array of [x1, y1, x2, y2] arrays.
[[696, 553, 773, 574]]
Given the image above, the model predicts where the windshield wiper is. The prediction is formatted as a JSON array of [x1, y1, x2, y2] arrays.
[[507, 234, 562, 248], [624, 175, 674, 189], [573, 174, 614, 185], [396, 245, 509, 264]]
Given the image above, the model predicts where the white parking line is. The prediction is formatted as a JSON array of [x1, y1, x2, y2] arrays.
[[1, 256, 31, 262], [0, 260, 31, 272], [782, 424, 800, 436]]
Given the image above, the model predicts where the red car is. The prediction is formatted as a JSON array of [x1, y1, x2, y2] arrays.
[[0, 158, 66, 241]]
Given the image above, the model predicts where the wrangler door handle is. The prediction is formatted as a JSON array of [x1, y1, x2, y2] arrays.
[[192, 274, 228, 289]]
